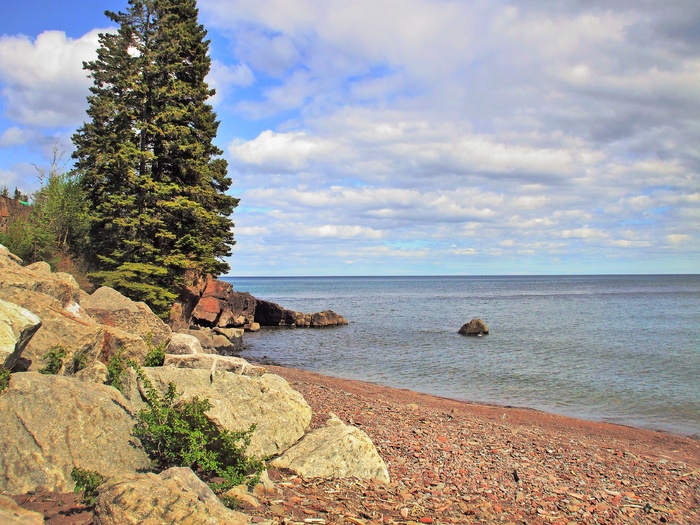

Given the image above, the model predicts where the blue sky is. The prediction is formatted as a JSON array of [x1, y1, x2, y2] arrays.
[[1, 1, 698, 276]]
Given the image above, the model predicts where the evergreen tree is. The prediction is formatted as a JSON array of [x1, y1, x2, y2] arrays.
[[72, 0, 238, 315]]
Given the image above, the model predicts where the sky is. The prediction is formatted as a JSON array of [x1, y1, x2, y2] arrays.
[[0, 1, 698, 276]]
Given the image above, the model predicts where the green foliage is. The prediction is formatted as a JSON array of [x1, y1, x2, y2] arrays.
[[106, 351, 127, 392], [71, 466, 106, 506], [39, 345, 67, 375], [143, 333, 166, 367], [72, 352, 88, 374], [0, 146, 89, 267], [72, 0, 239, 316], [219, 494, 242, 510], [0, 366, 10, 393], [130, 365, 263, 491]]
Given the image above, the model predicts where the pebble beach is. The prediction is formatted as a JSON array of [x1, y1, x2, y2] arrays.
[[12, 364, 700, 525]]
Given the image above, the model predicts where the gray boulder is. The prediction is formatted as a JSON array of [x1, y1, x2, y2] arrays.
[[458, 318, 489, 336], [0, 298, 42, 370], [271, 415, 390, 483], [136, 367, 311, 457], [0, 372, 150, 494], [94, 467, 260, 525]]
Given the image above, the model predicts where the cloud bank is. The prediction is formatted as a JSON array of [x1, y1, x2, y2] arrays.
[[0, 1, 698, 274]]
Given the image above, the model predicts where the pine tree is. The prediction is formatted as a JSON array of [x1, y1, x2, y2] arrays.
[[72, 0, 238, 315]]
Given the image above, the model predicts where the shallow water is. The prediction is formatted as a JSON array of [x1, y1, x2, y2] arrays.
[[223, 275, 700, 436]]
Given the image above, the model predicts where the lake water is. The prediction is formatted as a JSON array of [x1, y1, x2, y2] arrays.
[[222, 275, 700, 437]]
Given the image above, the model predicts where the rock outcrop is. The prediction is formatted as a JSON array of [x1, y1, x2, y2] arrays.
[[0, 297, 42, 370], [132, 367, 312, 458], [170, 275, 348, 331], [458, 318, 489, 336], [94, 467, 261, 525], [0, 372, 150, 494], [271, 415, 390, 483]]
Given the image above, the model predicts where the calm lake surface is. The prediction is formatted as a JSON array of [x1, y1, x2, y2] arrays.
[[222, 275, 700, 436]]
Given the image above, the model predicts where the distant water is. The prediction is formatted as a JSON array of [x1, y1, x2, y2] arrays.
[[222, 275, 700, 437]]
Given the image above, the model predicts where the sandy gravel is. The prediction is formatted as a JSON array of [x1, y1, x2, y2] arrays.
[[11, 364, 700, 525]]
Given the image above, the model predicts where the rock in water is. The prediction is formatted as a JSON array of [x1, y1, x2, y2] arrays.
[[94, 467, 260, 525], [0, 372, 150, 494], [458, 318, 489, 336], [271, 415, 390, 483]]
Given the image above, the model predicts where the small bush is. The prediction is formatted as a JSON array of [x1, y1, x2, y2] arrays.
[[71, 351, 88, 374], [106, 351, 126, 392], [39, 345, 66, 375], [130, 365, 264, 491], [0, 366, 10, 393], [143, 333, 165, 367], [71, 466, 105, 506]]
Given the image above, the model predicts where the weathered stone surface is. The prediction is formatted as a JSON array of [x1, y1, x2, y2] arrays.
[[0, 495, 44, 525], [271, 415, 390, 483], [166, 332, 203, 355], [458, 318, 489, 336], [189, 277, 257, 329], [138, 368, 311, 457], [0, 287, 105, 372], [82, 286, 171, 347], [0, 372, 150, 494], [94, 467, 258, 525], [179, 328, 234, 354], [0, 298, 42, 370], [74, 360, 109, 385], [162, 354, 266, 377]]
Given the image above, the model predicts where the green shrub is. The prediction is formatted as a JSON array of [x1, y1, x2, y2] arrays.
[[71, 466, 105, 506], [106, 351, 126, 392], [143, 333, 166, 367], [39, 345, 66, 375], [0, 366, 10, 393], [130, 365, 264, 491]]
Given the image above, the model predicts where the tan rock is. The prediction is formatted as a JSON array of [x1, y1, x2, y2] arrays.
[[139, 368, 311, 457], [82, 286, 171, 347], [74, 360, 110, 385], [94, 467, 260, 525], [166, 332, 203, 354], [0, 254, 81, 306], [0, 495, 45, 525], [0, 298, 42, 370], [271, 415, 390, 483], [0, 372, 150, 494], [163, 354, 266, 377], [458, 318, 489, 336]]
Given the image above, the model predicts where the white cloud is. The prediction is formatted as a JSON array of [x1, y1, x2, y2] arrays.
[[0, 29, 105, 127]]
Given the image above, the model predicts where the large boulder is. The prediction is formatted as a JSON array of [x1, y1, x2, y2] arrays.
[[0, 287, 105, 372], [0, 251, 81, 307], [135, 367, 311, 457], [271, 416, 390, 483], [82, 286, 171, 347], [458, 318, 489, 336], [187, 277, 257, 329], [179, 327, 241, 355], [0, 372, 150, 494], [94, 467, 260, 525], [0, 495, 44, 525], [166, 332, 204, 355], [0, 298, 42, 370]]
